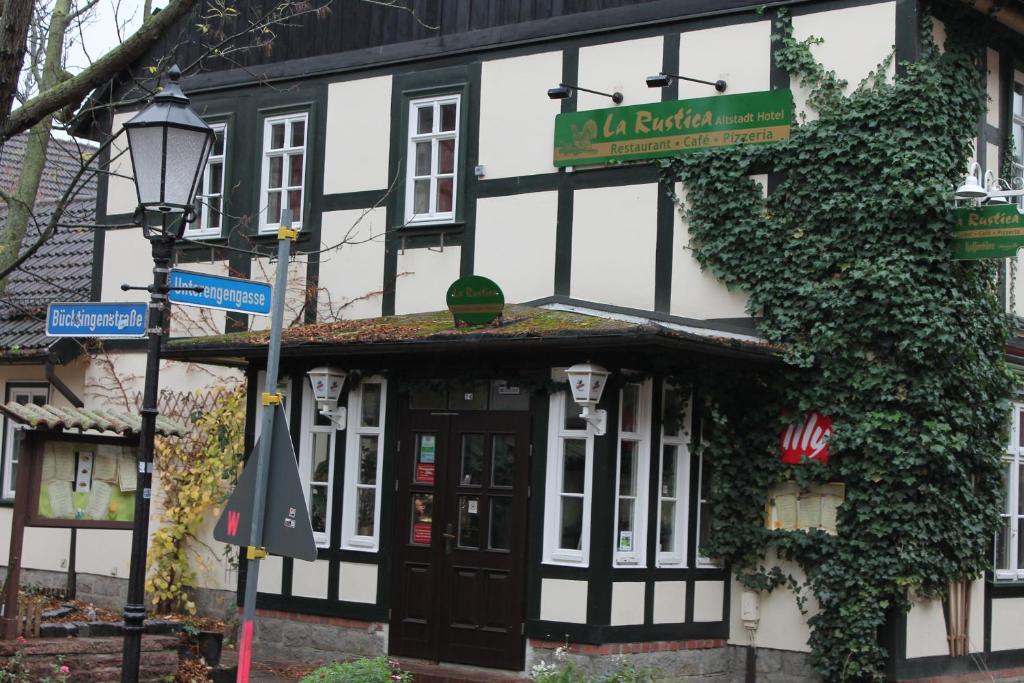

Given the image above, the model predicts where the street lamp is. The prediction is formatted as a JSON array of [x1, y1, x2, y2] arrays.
[[120, 65, 213, 683]]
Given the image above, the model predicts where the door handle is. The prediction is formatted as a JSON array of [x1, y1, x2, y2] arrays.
[[442, 523, 456, 554]]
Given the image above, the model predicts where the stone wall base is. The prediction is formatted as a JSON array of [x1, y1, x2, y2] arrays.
[[526, 638, 732, 681], [251, 608, 388, 665], [0, 635, 178, 682], [726, 645, 819, 682], [0, 566, 236, 619]]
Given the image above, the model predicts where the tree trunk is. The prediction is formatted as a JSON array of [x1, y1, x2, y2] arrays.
[[0, 0, 71, 296], [0, 0, 33, 131]]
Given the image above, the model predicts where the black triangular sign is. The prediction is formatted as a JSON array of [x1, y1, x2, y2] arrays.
[[214, 405, 317, 561]]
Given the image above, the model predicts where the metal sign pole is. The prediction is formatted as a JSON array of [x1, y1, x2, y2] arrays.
[[235, 210, 296, 682]]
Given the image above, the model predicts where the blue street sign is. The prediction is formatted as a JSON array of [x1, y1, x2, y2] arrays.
[[167, 269, 272, 316], [46, 302, 148, 338]]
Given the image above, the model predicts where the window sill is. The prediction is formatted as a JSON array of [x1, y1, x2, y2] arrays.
[[544, 556, 588, 568], [341, 542, 377, 553], [394, 221, 464, 234]]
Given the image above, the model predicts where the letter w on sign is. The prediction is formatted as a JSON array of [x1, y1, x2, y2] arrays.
[[226, 510, 240, 537], [780, 412, 832, 464]]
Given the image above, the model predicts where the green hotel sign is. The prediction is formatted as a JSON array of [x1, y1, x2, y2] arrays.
[[952, 205, 1024, 260], [553, 89, 792, 167]]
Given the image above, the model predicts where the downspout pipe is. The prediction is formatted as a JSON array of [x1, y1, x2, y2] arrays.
[[45, 355, 83, 408]]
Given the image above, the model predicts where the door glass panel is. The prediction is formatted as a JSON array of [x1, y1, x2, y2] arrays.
[[356, 487, 375, 536], [311, 432, 330, 483], [621, 384, 639, 433], [359, 436, 378, 484], [489, 380, 529, 410], [449, 382, 488, 410], [661, 445, 677, 497], [458, 495, 480, 548], [411, 493, 433, 545], [460, 434, 484, 486], [311, 484, 327, 533], [617, 499, 635, 552], [361, 384, 382, 427], [415, 433, 437, 485], [619, 442, 637, 495], [489, 497, 512, 551], [491, 435, 515, 487], [660, 500, 676, 553], [562, 440, 585, 494], [409, 385, 446, 410], [559, 496, 583, 550]]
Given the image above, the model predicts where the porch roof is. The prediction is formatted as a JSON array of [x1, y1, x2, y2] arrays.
[[162, 304, 781, 367], [0, 402, 188, 437]]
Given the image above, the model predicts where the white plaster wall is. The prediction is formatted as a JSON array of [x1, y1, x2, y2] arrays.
[[249, 255, 309, 332], [339, 562, 378, 603], [610, 582, 645, 626], [292, 558, 330, 599], [101, 228, 152, 303], [168, 260, 230, 338], [474, 192, 557, 303], [577, 37, 662, 111], [479, 52, 563, 178], [257, 555, 284, 594], [987, 49, 1001, 128], [693, 580, 725, 622], [991, 597, 1024, 651], [82, 353, 241, 408], [791, 3, 897, 122], [106, 111, 139, 217], [653, 580, 686, 624], [540, 578, 587, 624], [324, 76, 392, 194], [571, 184, 658, 311], [932, 17, 946, 52], [679, 21, 771, 99], [73, 529, 132, 578], [728, 555, 820, 652], [394, 246, 462, 315], [671, 181, 751, 320], [904, 595, 949, 659], [0, 361, 86, 405], [317, 208, 387, 320]]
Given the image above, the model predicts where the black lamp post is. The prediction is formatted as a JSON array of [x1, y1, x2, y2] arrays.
[[120, 65, 213, 683]]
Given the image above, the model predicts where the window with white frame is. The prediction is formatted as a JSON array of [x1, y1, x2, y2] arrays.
[[187, 122, 227, 238], [543, 391, 593, 566], [694, 445, 719, 567], [996, 402, 1024, 580], [613, 380, 652, 567], [2, 385, 48, 499], [300, 382, 336, 547], [1013, 74, 1024, 210], [259, 112, 307, 233], [657, 385, 691, 567], [405, 95, 459, 225], [341, 378, 386, 551]]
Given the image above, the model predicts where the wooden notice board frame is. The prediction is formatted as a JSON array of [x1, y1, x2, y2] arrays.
[[22, 430, 137, 530]]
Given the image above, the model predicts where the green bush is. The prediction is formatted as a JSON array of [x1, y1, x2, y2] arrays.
[[300, 657, 412, 683]]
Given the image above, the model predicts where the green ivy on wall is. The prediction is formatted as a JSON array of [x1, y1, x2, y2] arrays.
[[661, 11, 1015, 681]]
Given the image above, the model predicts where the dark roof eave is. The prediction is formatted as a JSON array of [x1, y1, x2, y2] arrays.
[[0, 338, 81, 365], [161, 329, 781, 367]]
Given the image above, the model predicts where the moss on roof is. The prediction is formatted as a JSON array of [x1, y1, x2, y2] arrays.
[[169, 305, 643, 350]]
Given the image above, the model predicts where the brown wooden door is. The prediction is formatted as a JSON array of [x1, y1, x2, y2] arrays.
[[390, 410, 530, 670]]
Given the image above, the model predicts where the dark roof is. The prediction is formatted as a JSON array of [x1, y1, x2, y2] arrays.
[[163, 304, 780, 366], [0, 135, 98, 361]]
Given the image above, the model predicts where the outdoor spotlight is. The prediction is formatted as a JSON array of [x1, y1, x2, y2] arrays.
[[547, 85, 572, 100], [646, 73, 672, 88], [646, 72, 727, 93], [548, 83, 623, 104]]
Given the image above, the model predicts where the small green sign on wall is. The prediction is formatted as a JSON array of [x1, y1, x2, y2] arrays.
[[952, 204, 1024, 259], [447, 275, 505, 325], [553, 89, 792, 167]]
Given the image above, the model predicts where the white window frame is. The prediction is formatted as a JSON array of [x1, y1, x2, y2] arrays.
[[259, 112, 308, 233], [543, 391, 594, 566], [996, 402, 1024, 580], [656, 386, 692, 568], [186, 122, 227, 239], [299, 383, 336, 548], [2, 384, 49, 499], [404, 94, 460, 226], [613, 380, 653, 568], [341, 377, 387, 552]]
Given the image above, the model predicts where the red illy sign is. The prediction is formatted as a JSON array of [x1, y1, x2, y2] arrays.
[[780, 412, 832, 464]]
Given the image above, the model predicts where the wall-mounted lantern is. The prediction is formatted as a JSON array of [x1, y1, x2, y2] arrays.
[[955, 161, 1024, 205], [565, 362, 611, 435], [306, 366, 348, 429]]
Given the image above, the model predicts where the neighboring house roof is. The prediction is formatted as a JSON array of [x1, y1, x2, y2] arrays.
[[0, 134, 98, 362], [0, 401, 187, 437]]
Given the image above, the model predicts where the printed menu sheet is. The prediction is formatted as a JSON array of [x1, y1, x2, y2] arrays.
[[35, 439, 139, 524]]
